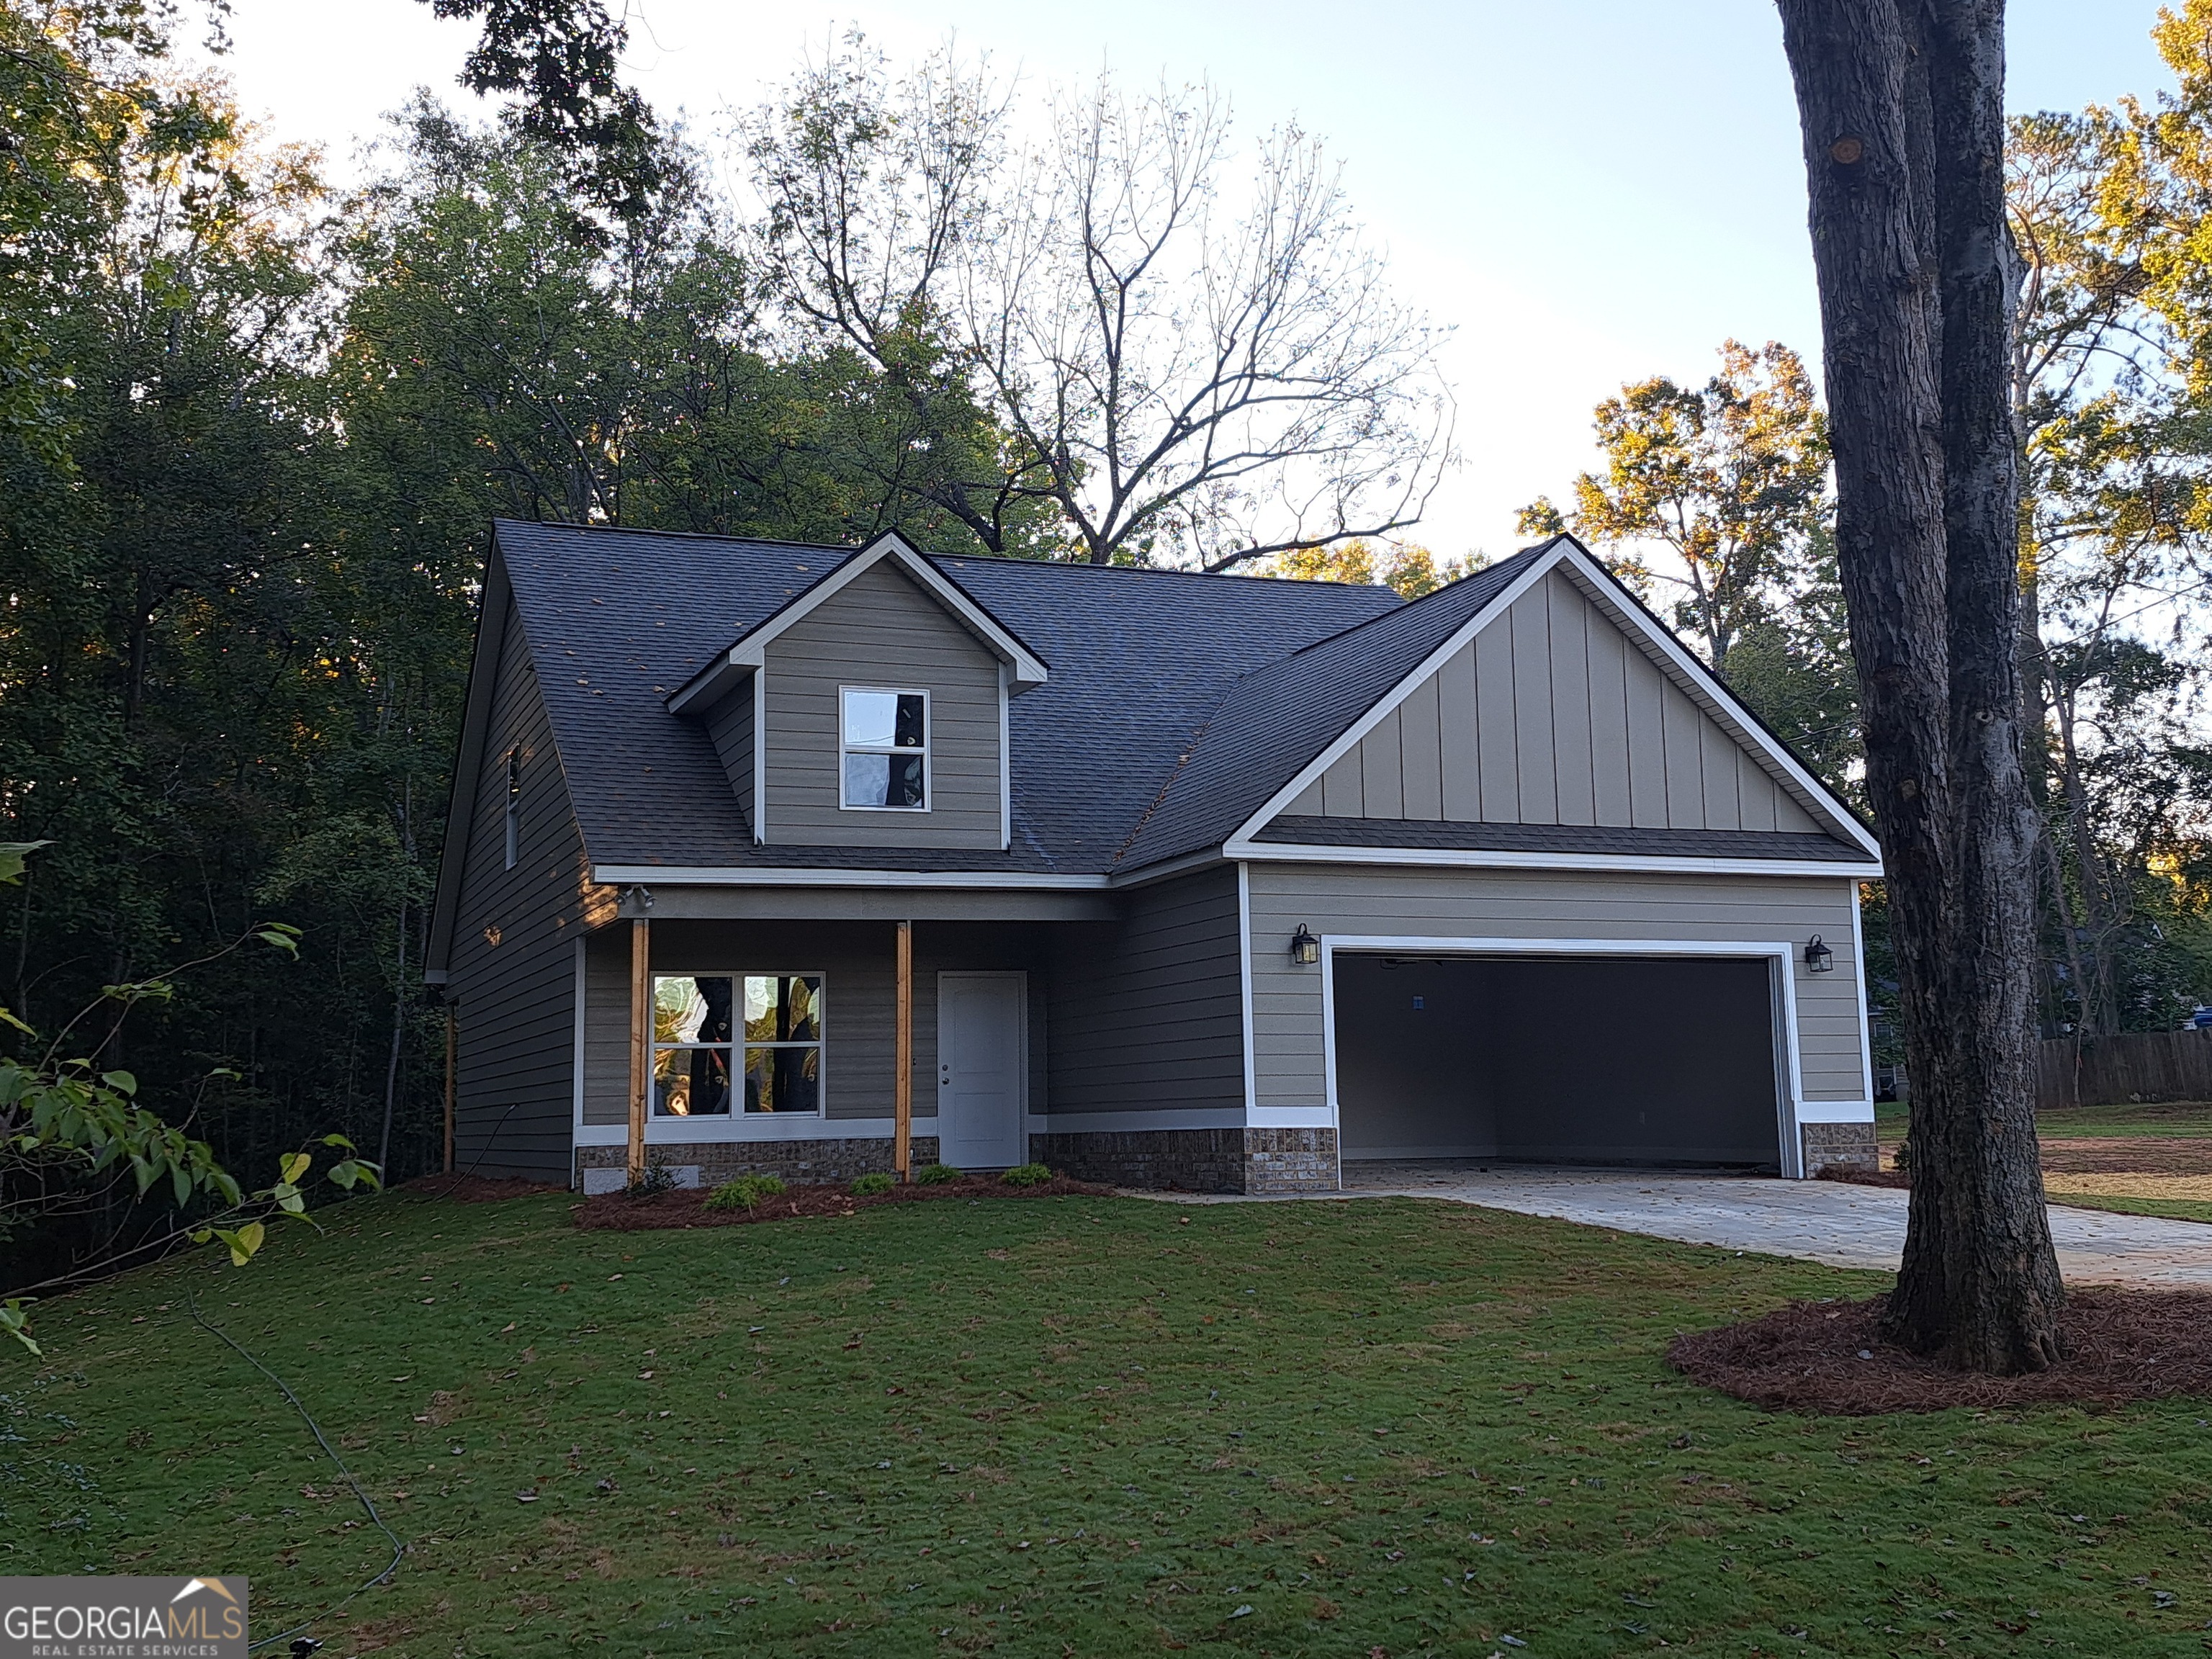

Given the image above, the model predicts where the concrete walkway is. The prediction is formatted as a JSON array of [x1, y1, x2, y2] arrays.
[[1328, 1162, 2212, 1285]]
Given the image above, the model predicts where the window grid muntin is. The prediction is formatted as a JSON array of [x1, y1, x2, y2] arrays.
[[840, 685, 930, 811], [650, 971, 824, 1118]]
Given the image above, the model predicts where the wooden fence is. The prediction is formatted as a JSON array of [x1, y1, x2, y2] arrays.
[[2036, 1029, 2212, 1111]]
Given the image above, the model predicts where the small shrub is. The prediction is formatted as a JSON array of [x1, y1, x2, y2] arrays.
[[705, 1172, 787, 1212], [913, 1163, 963, 1186], [850, 1172, 895, 1197], [626, 1158, 677, 1197], [999, 1163, 1054, 1188]]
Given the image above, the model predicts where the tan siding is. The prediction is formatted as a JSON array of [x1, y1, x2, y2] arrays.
[[1284, 571, 1841, 842], [1509, 582, 1557, 822], [1245, 863, 1869, 1110], [1046, 867, 1244, 1112], [1398, 674, 1444, 820], [446, 595, 601, 1181], [762, 560, 1003, 848], [1547, 575, 1595, 826], [1438, 645, 1480, 818]]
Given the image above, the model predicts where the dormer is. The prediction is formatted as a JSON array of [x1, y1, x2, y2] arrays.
[[667, 534, 1048, 851]]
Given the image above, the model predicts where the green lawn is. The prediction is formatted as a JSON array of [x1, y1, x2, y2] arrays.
[[2049, 1193, 2212, 1226], [8, 1192, 2212, 1656], [1877, 1096, 2212, 1143]]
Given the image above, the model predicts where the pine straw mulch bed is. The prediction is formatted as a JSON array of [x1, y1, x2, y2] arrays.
[[403, 1173, 570, 1202], [1670, 1289, 2212, 1413], [573, 1173, 1116, 1231]]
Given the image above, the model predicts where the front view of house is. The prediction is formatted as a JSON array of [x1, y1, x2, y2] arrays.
[[425, 523, 1881, 1193]]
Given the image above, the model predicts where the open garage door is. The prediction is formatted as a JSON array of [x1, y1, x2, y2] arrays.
[[1331, 952, 1783, 1170]]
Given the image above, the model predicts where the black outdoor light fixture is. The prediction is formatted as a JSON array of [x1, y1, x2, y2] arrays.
[[1804, 934, 1835, 974], [1290, 924, 1321, 966]]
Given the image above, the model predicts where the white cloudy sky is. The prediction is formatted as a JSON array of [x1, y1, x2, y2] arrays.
[[215, 0, 2171, 559]]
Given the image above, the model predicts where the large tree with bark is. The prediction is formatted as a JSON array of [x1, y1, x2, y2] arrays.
[[1776, 0, 2066, 1370]]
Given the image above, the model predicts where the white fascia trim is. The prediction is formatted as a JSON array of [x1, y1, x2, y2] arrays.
[[1546, 544, 1881, 858], [1225, 840, 1884, 880], [1223, 535, 1880, 863], [1237, 861, 1256, 1117], [578, 1114, 942, 1146], [667, 534, 1046, 714], [752, 667, 767, 843], [1849, 876, 1878, 1105], [590, 864, 1110, 890], [998, 662, 1012, 851], [1226, 546, 1563, 845], [1795, 1100, 1876, 1123], [570, 940, 586, 1149]]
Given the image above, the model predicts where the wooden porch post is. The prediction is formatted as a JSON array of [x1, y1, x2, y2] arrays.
[[894, 919, 913, 1181], [442, 1002, 457, 1175], [627, 914, 651, 1186]]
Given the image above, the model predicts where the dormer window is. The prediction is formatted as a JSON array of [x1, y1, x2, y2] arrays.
[[841, 688, 928, 810]]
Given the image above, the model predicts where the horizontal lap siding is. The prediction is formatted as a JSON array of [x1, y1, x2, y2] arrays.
[[1246, 863, 1868, 1112], [1046, 868, 1244, 1114], [582, 918, 1048, 1123], [447, 597, 597, 1181], [1293, 572, 1825, 835], [764, 562, 1002, 848]]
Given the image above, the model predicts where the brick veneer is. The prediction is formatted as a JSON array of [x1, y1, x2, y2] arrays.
[[1799, 1119, 1878, 1177]]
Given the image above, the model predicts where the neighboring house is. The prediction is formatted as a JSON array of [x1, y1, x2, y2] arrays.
[[425, 523, 1882, 1195]]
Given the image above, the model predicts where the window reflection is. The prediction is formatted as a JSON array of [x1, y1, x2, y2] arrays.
[[649, 973, 822, 1117]]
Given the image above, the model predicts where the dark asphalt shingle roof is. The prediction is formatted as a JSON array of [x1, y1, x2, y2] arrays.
[[493, 521, 1863, 880], [1111, 547, 1545, 869], [495, 521, 1402, 872]]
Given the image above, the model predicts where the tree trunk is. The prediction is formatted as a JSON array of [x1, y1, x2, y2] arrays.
[[1777, 0, 2064, 1372]]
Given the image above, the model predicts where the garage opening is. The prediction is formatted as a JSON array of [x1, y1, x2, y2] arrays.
[[1331, 952, 1783, 1170]]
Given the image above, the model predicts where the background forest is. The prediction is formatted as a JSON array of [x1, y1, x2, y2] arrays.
[[5, 0, 2212, 1280]]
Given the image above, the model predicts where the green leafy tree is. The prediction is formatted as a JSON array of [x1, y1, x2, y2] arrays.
[[1519, 341, 1830, 678]]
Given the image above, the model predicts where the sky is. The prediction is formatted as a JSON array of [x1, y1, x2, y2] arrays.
[[217, 0, 2176, 560]]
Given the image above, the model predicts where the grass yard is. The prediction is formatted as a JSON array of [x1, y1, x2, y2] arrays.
[[8, 1191, 2212, 1657]]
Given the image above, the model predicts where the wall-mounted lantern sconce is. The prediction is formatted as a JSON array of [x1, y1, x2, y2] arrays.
[[1290, 924, 1321, 966], [1804, 933, 1834, 974]]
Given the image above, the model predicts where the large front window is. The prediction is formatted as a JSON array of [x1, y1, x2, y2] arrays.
[[653, 974, 822, 1115], [841, 687, 927, 809]]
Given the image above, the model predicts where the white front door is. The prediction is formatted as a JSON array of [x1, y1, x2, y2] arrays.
[[937, 972, 1027, 1169]]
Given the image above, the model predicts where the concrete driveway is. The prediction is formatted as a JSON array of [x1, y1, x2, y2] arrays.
[[1336, 1161, 2212, 1285]]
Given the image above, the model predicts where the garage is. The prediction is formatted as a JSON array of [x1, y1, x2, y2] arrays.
[[1330, 950, 1785, 1171]]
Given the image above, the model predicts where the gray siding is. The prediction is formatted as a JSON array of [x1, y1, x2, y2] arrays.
[[581, 919, 1047, 1125], [762, 560, 1003, 848], [447, 595, 601, 1180], [1244, 861, 1869, 1111], [1046, 866, 1245, 1113], [1287, 570, 1824, 835], [700, 680, 755, 834]]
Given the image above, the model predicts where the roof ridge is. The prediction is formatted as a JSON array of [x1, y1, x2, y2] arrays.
[[494, 517, 853, 553]]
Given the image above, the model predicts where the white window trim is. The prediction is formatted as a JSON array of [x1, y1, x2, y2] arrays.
[[649, 970, 828, 1120], [840, 685, 931, 812]]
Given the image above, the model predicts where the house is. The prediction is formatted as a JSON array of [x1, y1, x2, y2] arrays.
[[424, 522, 1882, 1195]]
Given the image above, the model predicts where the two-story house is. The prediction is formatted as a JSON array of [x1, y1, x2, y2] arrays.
[[425, 521, 1881, 1194]]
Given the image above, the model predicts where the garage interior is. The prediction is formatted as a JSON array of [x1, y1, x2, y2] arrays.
[[1331, 952, 1784, 1170]]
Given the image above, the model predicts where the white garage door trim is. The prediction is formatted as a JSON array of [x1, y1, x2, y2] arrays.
[[1319, 934, 1809, 1180]]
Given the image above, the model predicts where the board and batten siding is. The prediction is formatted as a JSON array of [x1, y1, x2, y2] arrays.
[[1286, 567, 1823, 834], [762, 560, 1003, 848], [579, 918, 1047, 1128], [1244, 862, 1868, 1113], [447, 595, 600, 1181], [1045, 866, 1245, 1114]]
